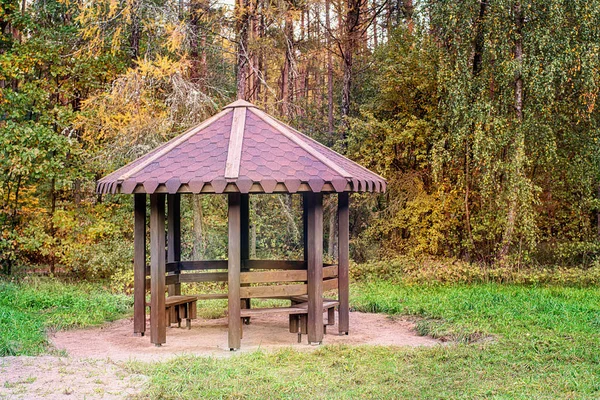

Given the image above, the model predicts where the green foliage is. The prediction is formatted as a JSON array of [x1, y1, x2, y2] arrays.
[[132, 283, 600, 399], [351, 256, 600, 286], [349, 2, 600, 264], [0, 278, 131, 356]]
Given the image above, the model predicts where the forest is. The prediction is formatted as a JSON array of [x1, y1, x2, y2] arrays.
[[1, 0, 599, 284]]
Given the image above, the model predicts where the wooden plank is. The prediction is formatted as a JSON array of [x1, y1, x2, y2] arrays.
[[240, 269, 307, 284], [322, 278, 339, 292], [133, 194, 146, 335], [224, 107, 246, 179], [194, 293, 228, 300], [145, 274, 179, 290], [117, 108, 233, 182], [306, 193, 324, 344], [228, 193, 242, 350], [179, 260, 228, 271], [244, 259, 306, 270], [167, 194, 181, 296], [178, 272, 228, 283], [338, 192, 350, 334], [323, 265, 338, 279], [240, 284, 308, 299], [150, 193, 166, 345]]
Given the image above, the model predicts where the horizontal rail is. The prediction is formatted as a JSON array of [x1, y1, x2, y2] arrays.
[[240, 284, 308, 299], [240, 269, 307, 284], [179, 272, 228, 283], [322, 278, 339, 292]]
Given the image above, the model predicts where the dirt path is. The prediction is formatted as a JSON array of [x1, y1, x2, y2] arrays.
[[1, 312, 439, 399]]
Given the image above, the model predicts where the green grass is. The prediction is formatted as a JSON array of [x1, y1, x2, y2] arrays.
[[131, 282, 600, 399], [0, 278, 132, 356]]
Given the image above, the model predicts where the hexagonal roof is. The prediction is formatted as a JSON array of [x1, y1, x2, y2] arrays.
[[96, 100, 387, 194]]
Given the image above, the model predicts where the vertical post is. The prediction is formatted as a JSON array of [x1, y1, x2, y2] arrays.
[[306, 192, 324, 344], [228, 193, 242, 350], [303, 193, 309, 264], [167, 194, 181, 296], [338, 192, 350, 335], [240, 194, 251, 312], [150, 193, 166, 346], [134, 194, 146, 336]]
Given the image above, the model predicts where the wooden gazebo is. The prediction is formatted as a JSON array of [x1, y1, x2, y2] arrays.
[[97, 100, 386, 350]]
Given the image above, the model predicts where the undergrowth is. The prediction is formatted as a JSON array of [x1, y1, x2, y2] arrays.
[[0, 277, 131, 356]]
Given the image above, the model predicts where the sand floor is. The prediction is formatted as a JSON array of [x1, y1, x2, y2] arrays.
[[0, 312, 439, 399]]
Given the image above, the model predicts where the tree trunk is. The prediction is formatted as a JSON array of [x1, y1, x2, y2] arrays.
[[281, 7, 293, 116], [236, 0, 250, 100], [326, 0, 334, 135], [498, 1, 524, 261], [129, 0, 140, 65], [341, 0, 361, 138]]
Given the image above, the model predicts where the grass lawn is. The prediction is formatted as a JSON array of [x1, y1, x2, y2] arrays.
[[130, 282, 600, 399], [0, 278, 131, 356]]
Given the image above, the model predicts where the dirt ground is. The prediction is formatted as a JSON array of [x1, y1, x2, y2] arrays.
[[0, 312, 439, 399]]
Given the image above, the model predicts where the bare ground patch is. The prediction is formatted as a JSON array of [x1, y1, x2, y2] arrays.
[[1, 312, 438, 399]]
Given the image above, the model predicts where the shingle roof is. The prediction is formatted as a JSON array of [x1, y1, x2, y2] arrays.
[[96, 100, 386, 194]]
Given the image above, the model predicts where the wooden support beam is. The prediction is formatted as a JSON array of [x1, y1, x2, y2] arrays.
[[150, 194, 166, 345], [338, 192, 350, 334], [167, 194, 181, 296], [306, 193, 324, 344], [228, 193, 242, 350], [133, 194, 146, 336], [303, 193, 309, 263], [240, 194, 251, 311]]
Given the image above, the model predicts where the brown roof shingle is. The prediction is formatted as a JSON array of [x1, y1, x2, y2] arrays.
[[97, 100, 386, 194]]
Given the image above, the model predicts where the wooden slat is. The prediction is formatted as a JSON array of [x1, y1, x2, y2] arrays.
[[338, 192, 350, 334], [240, 284, 308, 299], [117, 108, 232, 182], [145, 274, 179, 291], [322, 278, 339, 292], [228, 193, 241, 350], [194, 293, 228, 300], [179, 260, 228, 271], [240, 269, 307, 284], [323, 265, 338, 279], [306, 192, 324, 344], [178, 272, 228, 283], [244, 260, 306, 270], [150, 194, 166, 345], [133, 194, 146, 335], [224, 107, 246, 179], [241, 300, 339, 317]]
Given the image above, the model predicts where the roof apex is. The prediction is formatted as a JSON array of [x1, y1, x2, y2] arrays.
[[223, 99, 258, 109]]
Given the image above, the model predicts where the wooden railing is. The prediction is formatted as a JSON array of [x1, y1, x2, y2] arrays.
[[145, 260, 338, 298]]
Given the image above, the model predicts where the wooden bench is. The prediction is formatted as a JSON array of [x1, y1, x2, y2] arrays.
[[147, 295, 198, 329], [239, 299, 339, 343]]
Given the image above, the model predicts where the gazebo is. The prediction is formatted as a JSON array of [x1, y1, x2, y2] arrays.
[[96, 100, 386, 350]]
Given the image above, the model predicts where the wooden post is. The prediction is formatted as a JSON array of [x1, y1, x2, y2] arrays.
[[303, 193, 309, 263], [338, 192, 350, 334], [306, 192, 324, 344], [228, 193, 242, 350], [150, 194, 167, 346], [134, 194, 146, 336], [240, 194, 251, 313], [167, 194, 181, 296]]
